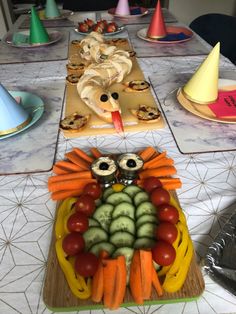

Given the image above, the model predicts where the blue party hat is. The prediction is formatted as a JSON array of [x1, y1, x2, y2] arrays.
[[0, 84, 31, 135]]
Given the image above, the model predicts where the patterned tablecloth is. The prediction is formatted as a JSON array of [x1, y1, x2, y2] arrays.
[[0, 11, 236, 314]]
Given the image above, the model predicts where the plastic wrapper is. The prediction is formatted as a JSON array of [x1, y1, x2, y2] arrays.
[[205, 213, 236, 295]]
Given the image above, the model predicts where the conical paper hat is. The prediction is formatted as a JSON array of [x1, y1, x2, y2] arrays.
[[115, 0, 130, 16], [0, 84, 31, 135], [147, 0, 167, 39], [29, 6, 49, 44], [183, 42, 220, 104], [45, 0, 60, 18]]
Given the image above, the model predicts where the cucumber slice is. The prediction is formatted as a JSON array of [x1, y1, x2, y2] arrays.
[[134, 237, 156, 249], [109, 215, 135, 235], [88, 217, 100, 227], [110, 231, 135, 248], [137, 223, 156, 238], [136, 201, 156, 218], [83, 226, 108, 250], [93, 204, 114, 231], [106, 192, 132, 206], [133, 191, 150, 207], [112, 202, 135, 220], [89, 241, 115, 256], [103, 186, 114, 200], [112, 247, 134, 284], [136, 214, 157, 229], [123, 185, 142, 198]]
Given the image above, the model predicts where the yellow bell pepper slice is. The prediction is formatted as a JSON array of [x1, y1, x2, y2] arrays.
[[112, 183, 125, 192], [158, 222, 181, 277], [170, 195, 187, 226], [162, 238, 194, 293], [167, 222, 189, 276], [55, 239, 91, 299], [55, 197, 77, 239]]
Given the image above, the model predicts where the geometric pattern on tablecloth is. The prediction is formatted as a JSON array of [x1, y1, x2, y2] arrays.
[[1, 126, 236, 313]]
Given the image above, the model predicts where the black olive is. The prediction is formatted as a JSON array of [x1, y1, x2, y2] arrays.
[[148, 112, 154, 116], [99, 162, 109, 170], [111, 92, 119, 100], [100, 94, 108, 102], [126, 159, 136, 168]]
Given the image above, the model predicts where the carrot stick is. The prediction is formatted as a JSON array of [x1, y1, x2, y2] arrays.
[[48, 178, 96, 192], [161, 180, 182, 190], [143, 151, 167, 169], [129, 250, 143, 305], [52, 164, 70, 175], [90, 147, 102, 159], [152, 266, 163, 297], [139, 166, 177, 179], [103, 259, 118, 309], [145, 158, 174, 170], [73, 147, 94, 163], [54, 160, 84, 172], [137, 177, 182, 190], [65, 152, 90, 170], [91, 251, 109, 303], [51, 189, 82, 201], [48, 171, 92, 184], [111, 255, 127, 310], [140, 250, 153, 300], [139, 147, 157, 162]]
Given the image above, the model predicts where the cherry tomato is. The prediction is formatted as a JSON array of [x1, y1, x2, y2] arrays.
[[62, 232, 85, 256], [157, 204, 179, 224], [75, 194, 96, 217], [150, 187, 170, 206], [143, 176, 162, 193], [74, 252, 99, 277], [155, 222, 178, 244], [83, 182, 102, 200], [151, 240, 176, 266], [67, 212, 89, 233]]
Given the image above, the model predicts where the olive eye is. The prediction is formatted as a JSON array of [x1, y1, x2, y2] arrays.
[[100, 94, 108, 102], [111, 92, 119, 100]]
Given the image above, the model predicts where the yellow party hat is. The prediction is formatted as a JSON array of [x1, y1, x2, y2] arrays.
[[182, 42, 220, 104]]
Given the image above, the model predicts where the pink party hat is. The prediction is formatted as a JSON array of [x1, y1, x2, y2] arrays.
[[147, 0, 167, 39], [0, 84, 31, 135], [115, 0, 130, 16]]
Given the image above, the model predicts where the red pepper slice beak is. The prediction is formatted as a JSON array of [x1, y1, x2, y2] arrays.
[[111, 111, 124, 133]]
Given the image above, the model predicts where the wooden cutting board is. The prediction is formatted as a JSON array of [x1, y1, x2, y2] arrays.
[[43, 197, 205, 311], [62, 39, 165, 137]]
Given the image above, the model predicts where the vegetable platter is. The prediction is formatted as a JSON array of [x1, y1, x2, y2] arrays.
[[43, 146, 205, 311]]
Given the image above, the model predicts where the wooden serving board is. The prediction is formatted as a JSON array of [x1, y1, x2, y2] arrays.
[[63, 39, 165, 137], [43, 199, 205, 312]]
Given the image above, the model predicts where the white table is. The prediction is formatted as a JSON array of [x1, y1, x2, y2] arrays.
[[0, 10, 236, 314]]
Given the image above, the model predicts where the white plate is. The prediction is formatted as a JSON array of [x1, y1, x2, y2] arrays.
[[4, 30, 62, 48], [74, 24, 125, 36], [39, 9, 73, 20], [0, 91, 44, 140], [108, 6, 149, 18], [177, 79, 236, 124]]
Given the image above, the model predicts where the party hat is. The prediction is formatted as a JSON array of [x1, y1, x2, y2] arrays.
[[29, 6, 49, 44], [182, 42, 220, 104], [45, 0, 60, 18], [0, 84, 31, 135], [115, 0, 130, 16], [147, 0, 167, 39]]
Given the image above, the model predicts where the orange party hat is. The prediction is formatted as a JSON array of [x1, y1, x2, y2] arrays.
[[147, 0, 167, 39]]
